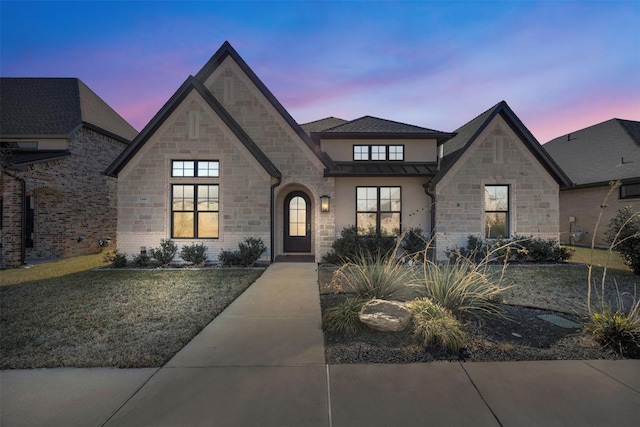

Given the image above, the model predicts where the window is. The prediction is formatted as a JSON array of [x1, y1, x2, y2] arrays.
[[354, 145, 369, 161], [484, 185, 509, 239], [288, 196, 307, 236], [356, 186, 401, 235], [620, 183, 640, 199], [172, 184, 219, 238], [353, 145, 404, 161], [371, 146, 386, 160], [172, 160, 219, 177], [388, 145, 404, 160]]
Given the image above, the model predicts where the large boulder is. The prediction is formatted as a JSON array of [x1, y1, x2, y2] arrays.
[[359, 299, 412, 332]]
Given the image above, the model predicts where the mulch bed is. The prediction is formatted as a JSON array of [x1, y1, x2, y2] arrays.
[[321, 293, 634, 364]]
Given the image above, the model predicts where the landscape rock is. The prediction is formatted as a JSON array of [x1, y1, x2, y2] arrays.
[[359, 299, 412, 332]]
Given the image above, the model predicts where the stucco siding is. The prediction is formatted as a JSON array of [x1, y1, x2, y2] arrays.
[[322, 138, 437, 162], [435, 116, 560, 260], [333, 176, 432, 237]]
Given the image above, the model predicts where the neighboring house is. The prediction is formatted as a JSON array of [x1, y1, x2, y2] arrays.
[[544, 119, 640, 247], [0, 78, 137, 268], [106, 41, 570, 263]]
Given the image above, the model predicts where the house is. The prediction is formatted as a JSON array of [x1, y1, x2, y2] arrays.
[[106, 41, 570, 263], [544, 119, 640, 247], [0, 78, 137, 268]]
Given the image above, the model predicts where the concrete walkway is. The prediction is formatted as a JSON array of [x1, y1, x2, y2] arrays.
[[2, 262, 639, 426]]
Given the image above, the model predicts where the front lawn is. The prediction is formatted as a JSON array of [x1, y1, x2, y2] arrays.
[[0, 267, 263, 369]]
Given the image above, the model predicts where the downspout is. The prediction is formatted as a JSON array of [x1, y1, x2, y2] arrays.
[[270, 175, 282, 263], [4, 171, 27, 265], [423, 179, 436, 261]]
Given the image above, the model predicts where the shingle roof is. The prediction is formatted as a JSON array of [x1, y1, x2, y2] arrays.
[[434, 100, 571, 187], [0, 78, 137, 141], [543, 118, 640, 186], [319, 115, 451, 137], [300, 117, 348, 135]]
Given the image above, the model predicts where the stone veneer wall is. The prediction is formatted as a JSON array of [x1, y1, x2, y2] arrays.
[[116, 92, 273, 261], [0, 127, 127, 267], [204, 58, 336, 261], [435, 116, 560, 260], [558, 185, 640, 247]]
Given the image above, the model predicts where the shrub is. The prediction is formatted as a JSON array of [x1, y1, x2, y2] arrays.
[[400, 227, 430, 262], [332, 251, 416, 301], [584, 296, 640, 355], [132, 252, 152, 268], [181, 243, 208, 265], [104, 250, 127, 268], [322, 297, 367, 335], [408, 298, 467, 351], [606, 206, 640, 275], [448, 235, 572, 264], [149, 239, 178, 266], [219, 237, 267, 267], [322, 226, 396, 264], [417, 259, 508, 320]]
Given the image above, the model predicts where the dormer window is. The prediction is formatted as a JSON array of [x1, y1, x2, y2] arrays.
[[353, 145, 404, 161]]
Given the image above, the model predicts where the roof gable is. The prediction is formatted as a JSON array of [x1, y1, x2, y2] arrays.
[[0, 77, 137, 141], [544, 118, 640, 186], [105, 76, 281, 178], [434, 101, 571, 187], [195, 42, 334, 169]]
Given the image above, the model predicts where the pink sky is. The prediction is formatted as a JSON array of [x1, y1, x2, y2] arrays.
[[2, 1, 639, 143]]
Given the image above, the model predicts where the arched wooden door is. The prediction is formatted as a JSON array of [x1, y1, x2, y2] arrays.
[[283, 191, 311, 252]]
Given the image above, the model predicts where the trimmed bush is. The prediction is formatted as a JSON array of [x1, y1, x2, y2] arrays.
[[181, 243, 208, 265], [322, 297, 368, 335], [219, 237, 267, 267], [322, 226, 396, 264], [104, 250, 127, 268], [132, 252, 152, 268], [408, 298, 467, 351], [149, 239, 178, 266], [448, 235, 572, 264]]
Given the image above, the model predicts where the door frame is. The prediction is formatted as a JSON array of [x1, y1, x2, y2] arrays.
[[283, 191, 312, 253]]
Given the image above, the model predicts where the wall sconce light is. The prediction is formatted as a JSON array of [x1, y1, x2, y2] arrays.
[[320, 195, 330, 212]]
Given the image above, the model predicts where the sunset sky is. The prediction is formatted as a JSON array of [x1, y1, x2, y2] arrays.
[[1, 0, 638, 143]]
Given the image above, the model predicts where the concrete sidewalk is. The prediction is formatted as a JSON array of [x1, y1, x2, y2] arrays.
[[2, 262, 639, 426]]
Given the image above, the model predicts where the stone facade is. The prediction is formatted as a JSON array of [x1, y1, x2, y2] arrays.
[[435, 116, 560, 260], [558, 185, 640, 247], [0, 128, 127, 267]]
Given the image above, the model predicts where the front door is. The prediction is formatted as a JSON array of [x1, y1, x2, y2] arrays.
[[284, 191, 311, 252]]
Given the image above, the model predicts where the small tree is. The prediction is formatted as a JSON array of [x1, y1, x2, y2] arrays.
[[606, 205, 640, 275]]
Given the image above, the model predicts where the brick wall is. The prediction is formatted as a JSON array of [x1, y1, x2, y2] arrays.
[[435, 116, 560, 260], [0, 127, 127, 266], [0, 172, 24, 268], [559, 185, 640, 247]]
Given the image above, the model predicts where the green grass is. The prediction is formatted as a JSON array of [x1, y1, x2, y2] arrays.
[[0, 263, 263, 369]]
